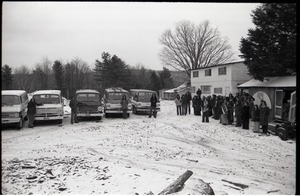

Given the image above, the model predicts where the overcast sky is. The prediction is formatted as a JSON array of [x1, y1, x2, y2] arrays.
[[2, 2, 261, 71]]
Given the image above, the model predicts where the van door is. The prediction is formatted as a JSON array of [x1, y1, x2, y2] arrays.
[[289, 91, 296, 123], [275, 90, 283, 119]]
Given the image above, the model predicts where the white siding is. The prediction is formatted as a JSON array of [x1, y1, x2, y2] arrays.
[[191, 62, 252, 97]]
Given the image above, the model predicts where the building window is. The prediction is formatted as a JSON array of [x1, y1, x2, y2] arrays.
[[214, 87, 223, 94], [218, 67, 226, 75], [205, 69, 211, 76], [193, 71, 199, 78], [201, 85, 211, 94]]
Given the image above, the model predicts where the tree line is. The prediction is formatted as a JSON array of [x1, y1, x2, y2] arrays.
[[2, 52, 175, 99]]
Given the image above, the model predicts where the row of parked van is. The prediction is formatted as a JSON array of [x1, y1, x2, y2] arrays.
[[1, 88, 160, 129]]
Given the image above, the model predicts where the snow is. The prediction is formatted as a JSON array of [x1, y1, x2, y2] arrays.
[[238, 76, 296, 88], [1, 100, 296, 195]]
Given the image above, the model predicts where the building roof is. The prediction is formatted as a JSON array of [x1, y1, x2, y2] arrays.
[[76, 89, 100, 94], [2, 90, 27, 96], [164, 82, 190, 93], [33, 90, 61, 95], [191, 61, 244, 71], [238, 76, 296, 88]]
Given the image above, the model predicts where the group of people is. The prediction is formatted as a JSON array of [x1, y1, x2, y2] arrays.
[[175, 89, 271, 134]]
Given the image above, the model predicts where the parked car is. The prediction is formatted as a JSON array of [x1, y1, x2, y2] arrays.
[[2, 90, 29, 129], [32, 90, 64, 124], [130, 89, 160, 114], [74, 89, 104, 122], [103, 87, 132, 117]]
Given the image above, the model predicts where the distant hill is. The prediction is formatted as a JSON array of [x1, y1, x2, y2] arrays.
[[170, 71, 190, 87]]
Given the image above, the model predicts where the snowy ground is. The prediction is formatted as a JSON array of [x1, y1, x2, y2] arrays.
[[1, 100, 296, 195]]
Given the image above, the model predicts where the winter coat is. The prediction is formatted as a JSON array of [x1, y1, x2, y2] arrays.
[[150, 96, 158, 107], [186, 92, 192, 102], [175, 98, 182, 106], [241, 105, 250, 120], [69, 98, 77, 112], [120, 99, 128, 110], [252, 109, 260, 122], [27, 100, 37, 115], [259, 106, 270, 126]]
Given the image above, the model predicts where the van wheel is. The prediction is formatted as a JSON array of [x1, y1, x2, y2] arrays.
[[58, 119, 63, 124], [105, 113, 109, 118], [17, 119, 23, 130], [98, 116, 102, 121], [127, 113, 130, 118]]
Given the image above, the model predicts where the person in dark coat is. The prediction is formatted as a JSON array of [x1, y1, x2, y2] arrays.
[[211, 94, 217, 119], [193, 95, 201, 116], [241, 99, 250, 129], [234, 97, 243, 127], [259, 100, 270, 134], [120, 95, 129, 119], [27, 98, 37, 128], [69, 97, 78, 124], [185, 91, 192, 115], [196, 88, 202, 97], [227, 97, 234, 125], [149, 93, 158, 118], [181, 94, 187, 115], [252, 104, 260, 132]]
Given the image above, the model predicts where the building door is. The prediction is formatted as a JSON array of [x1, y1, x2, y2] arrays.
[[289, 91, 296, 123], [275, 90, 283, 119]]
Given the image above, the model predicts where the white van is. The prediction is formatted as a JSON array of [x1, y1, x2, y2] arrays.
[[32, 90, 64, 123], [103, 87, 132, 117], [2, 90, 29, 129], [130, 89, 160, 114]]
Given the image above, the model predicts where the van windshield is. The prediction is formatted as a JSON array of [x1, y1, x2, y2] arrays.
[[108, 92, 128, 100], [34, 94, 60, 104], [77, 93, 99, 102], [1, 95, 20, 105], [135, 92, 153, 102]]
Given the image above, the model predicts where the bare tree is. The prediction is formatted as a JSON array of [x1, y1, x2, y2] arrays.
[[13, 65, 32, 92], [159, 20, 234, 77]]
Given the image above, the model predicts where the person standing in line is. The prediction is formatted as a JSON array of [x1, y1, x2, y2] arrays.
[[69, 96, 77, 124], [185, 91, 192, 115], [211, 94, 217, 119], [27, 98, 37, 128], [235, 97, 242, 127], [252, 104, 260, 133], [120, 95, 129, 119], [181, 94, 187, 115], [149, 93, 158, 118], [175, 94, 182, 116], [259, 100, 270, 135], [220, 97, 228, 125], [202, 96, 209, 123], [241, 98, 250, 130], [227, 97, 234, 125]]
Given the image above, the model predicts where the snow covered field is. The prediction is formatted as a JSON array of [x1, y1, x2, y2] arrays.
[[1, 100, 296, 195]]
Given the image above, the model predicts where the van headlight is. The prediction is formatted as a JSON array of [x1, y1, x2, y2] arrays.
[[97, 106, 104, 111]]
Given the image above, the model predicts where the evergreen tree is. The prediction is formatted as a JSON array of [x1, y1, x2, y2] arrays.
[[239, 3, 296, 81], [94, 52, 132, 91], [159, 67, 174, 89], [149, 70, 162, 93], [2, 64, 13, 90], [52, 60, 64, 91]]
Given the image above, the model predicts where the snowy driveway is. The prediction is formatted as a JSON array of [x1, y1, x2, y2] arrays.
[[1, 100, 296, 194]]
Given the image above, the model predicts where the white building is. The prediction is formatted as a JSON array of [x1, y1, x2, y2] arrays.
[[191, 61, 252, 96]]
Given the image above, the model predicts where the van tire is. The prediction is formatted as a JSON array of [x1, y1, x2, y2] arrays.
[[17, 119, 23, 130], [58, 119, 63, 124], [24, 115, 28, 121]]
